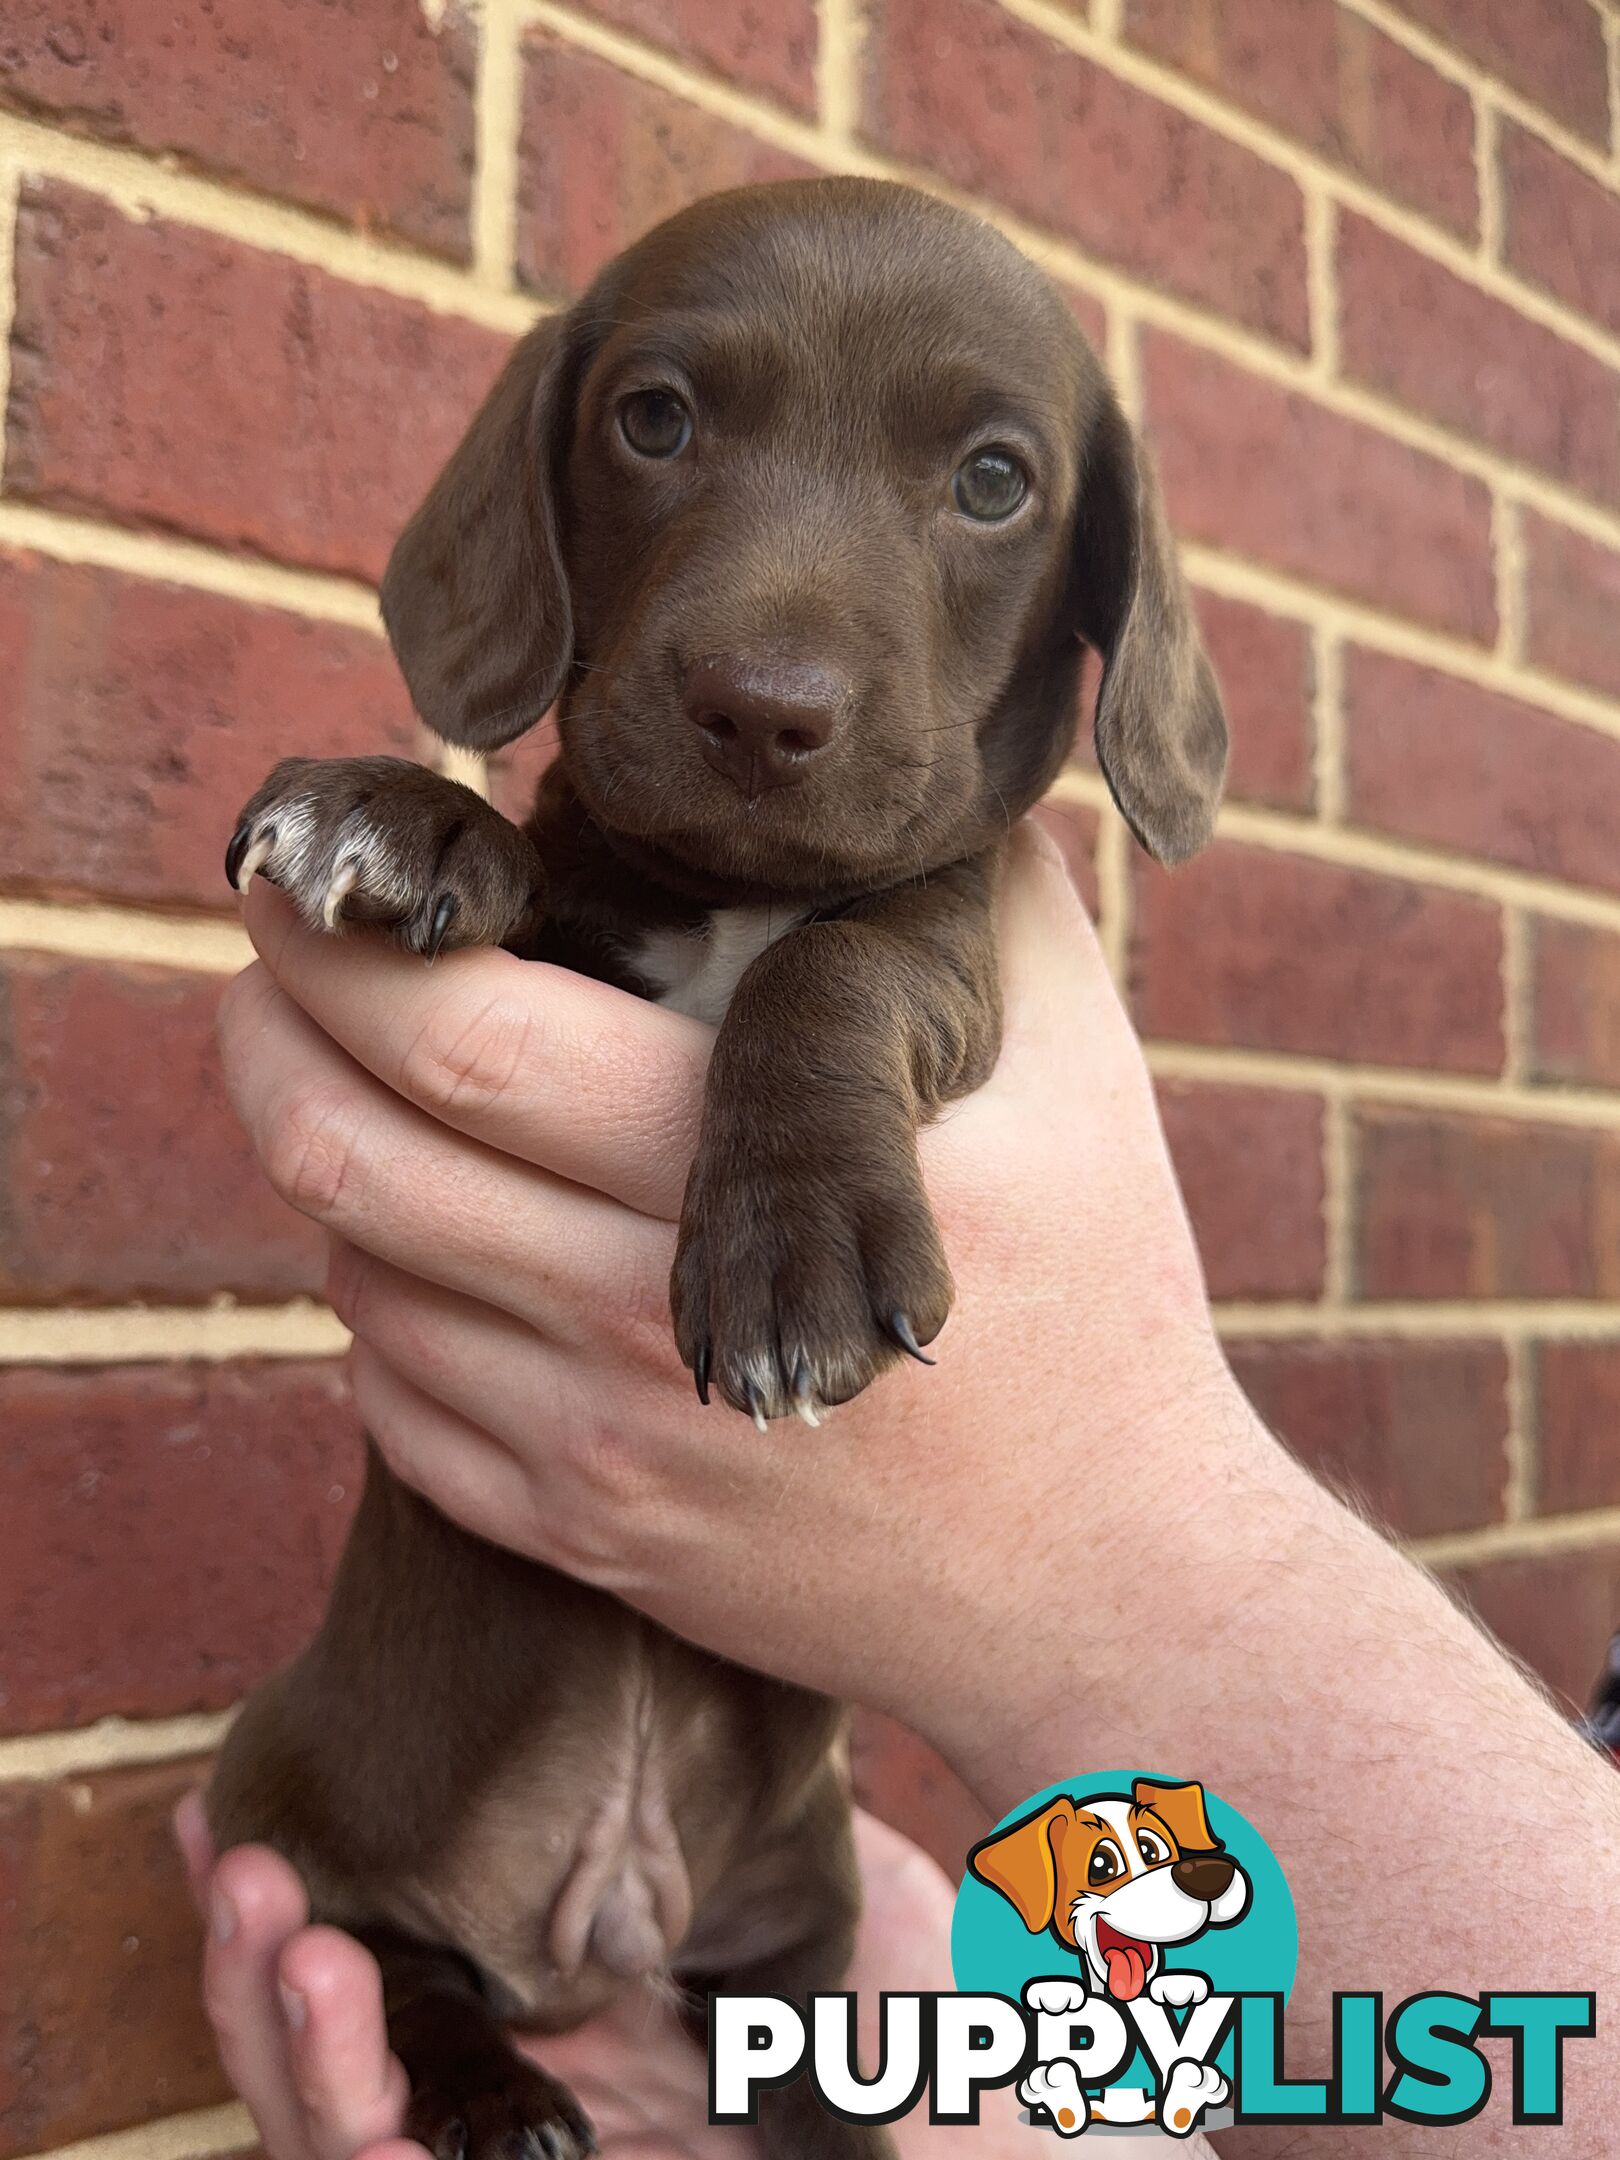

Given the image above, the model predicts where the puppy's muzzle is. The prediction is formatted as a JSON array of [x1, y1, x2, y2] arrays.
[[1171, 1855, 1236, 1901], [684, 654, 849, 797]]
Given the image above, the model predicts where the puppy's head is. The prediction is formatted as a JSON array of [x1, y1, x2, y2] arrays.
[[383, 178, 1225, 900], [969, 1780, 1250, 2001]]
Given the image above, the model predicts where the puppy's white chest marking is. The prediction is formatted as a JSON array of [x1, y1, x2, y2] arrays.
[[631, 905, 805, 1025]]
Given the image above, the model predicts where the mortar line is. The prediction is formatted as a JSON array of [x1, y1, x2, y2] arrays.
[[1214, 1302, 1620, 1341], [1475, 95, 1504, 264], [1492, 495, 1527, 665], [1049, 766, 1620, 934], [1310, 624, 1344, 822], [815, 0, 863, 147], [1610, 10, 1620, 165], [472, 0, 524, 291], [1501, 904, 1531, 1083], [1502, 1330, 1536, 1522], [1106, 303, 1143, 422], [1304, 185, 1338, 379], [1321, 1085, 1354, 1303], [0, 500, 385, 628], [0, 1710, 235, 1787], [1411, 1504, 1620, 1571], [0, 157, 21, 493], [0, 900, 253, 971], [1095, 808, 1133, 987], [0, 1303, 349, 1365], [9, 2104, 256, 2160], [0, 113, 537, 333]]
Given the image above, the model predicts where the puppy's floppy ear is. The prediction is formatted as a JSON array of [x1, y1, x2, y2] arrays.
[[1073, 397, 1226, 866], [969, 1798, 1077, 1933], [1132, 1778, 1221, 1856], [381, 313, 574, 750]]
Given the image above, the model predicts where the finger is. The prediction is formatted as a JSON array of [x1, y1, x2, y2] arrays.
[[174, 1788, 216, 1914], [220, 966, 671, 1336], [204, 1844, 316, 2160], [242, 882, 709, 1219], [278, 1926, 412, 2160]]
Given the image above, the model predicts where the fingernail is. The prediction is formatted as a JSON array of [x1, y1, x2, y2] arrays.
[[211, 1885, 237, 1945], [279, 1981, 308, 2033]]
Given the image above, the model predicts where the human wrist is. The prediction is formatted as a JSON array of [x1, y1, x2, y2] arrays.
[[916, 1364, 1293, 1817]]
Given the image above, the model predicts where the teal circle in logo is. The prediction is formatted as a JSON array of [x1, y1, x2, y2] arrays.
[[952, 1771, 1297, 2094]]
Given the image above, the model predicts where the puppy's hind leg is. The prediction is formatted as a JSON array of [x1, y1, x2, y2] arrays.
[[361, 1926, 596, 2160]]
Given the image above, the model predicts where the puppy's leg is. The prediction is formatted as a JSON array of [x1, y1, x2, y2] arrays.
[[225, 755, 542, 955], [363, 1925, 596, 2160]]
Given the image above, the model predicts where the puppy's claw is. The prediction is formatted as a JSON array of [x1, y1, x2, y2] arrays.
[[234, 830, 273, 895], [427, 891, 459, 959], [322, 858, 360, 930], [693, 1342, 711, 1407], [791, 1359, 821, 1428], [888, 1310, 937, 1365], [224, 821, 252, 891], [744, 1379, 769, 1433]]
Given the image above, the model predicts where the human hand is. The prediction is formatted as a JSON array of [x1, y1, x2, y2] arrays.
[[219, 820, 1253, 1776], [174, 1794, 1079, 2160]]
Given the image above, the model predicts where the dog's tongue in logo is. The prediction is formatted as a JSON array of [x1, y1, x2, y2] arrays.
[[1095, 1918, 1150, 2001]]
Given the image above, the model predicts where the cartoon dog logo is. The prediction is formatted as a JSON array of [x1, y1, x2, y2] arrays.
[[968, 1778, 1251, 2136]]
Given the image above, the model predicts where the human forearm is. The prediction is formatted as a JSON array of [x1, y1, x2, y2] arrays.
[[933, 1380, 1620, 2155]]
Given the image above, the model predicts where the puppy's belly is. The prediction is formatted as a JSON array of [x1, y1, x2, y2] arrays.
[[372, 1685, 701, 2026]]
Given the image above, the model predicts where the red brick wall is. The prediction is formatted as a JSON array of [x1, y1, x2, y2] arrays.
[[4, 3, 1620, 2151]]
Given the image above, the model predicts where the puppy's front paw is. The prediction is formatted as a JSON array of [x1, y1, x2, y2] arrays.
[[1148, 1971, 1210, 2009], [671, 1144, 951, 1425], [406, 2057, 595, 2160], [226, 756, 540, 955]]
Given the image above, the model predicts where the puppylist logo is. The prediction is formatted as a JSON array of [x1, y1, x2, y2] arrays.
[[708, 1773, 1596, 2139]]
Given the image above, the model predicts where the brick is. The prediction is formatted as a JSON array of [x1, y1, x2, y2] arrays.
[[1502, 121, 1620, 342], [1344, 647, 1620, 895], [1193, 590, 1315, 809], [1229, 1337, 1509, 1536], [0, 0, 476, 259], [0, 956, 325, 1303], [1125, 0, 1477, 236], [0, 553, 417, 911], [1156, 1081, 1326, 1300], [570, 0, 818, 113], [1537, 1342, 1620, 1512], [5, 182, 509, 584], [1355, 1106, 1620, 1299], [1133, 844, 1505, 1071], [1531, 917, 1620, 1090], [1062, 283, 1110, 354], [1523, 510, 1620, 703], [1034, 798, 1100, 916], [1337, 212, 1620, 506], [0, 1758, 226, 2156], [850, 1710, 989, 1879], [1443, 1546, 1620, 1712], [1, 1361, 360, 1736], [516, 35, 814, 297], [1143, 332, 1497, 641], [861, 0, 1309, 347], [1379, 0, 1609, 146]]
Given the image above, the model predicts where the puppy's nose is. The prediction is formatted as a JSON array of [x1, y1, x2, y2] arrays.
[[1171, 1855, 1235, 1901], [684, 656, 848, 797]]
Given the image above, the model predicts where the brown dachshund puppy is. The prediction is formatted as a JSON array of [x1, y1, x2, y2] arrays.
[[208, 177, 1226, 2160]]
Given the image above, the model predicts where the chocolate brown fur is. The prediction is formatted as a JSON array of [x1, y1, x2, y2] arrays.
[[209, 177, 1225, 2160]]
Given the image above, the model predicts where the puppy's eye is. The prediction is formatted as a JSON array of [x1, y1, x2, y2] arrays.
[[619, 389, 692, 460], [1087, 1841, 1124, 1886], [952, 449, 1029, 522], [1137, 1833, 1168, 1866]]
